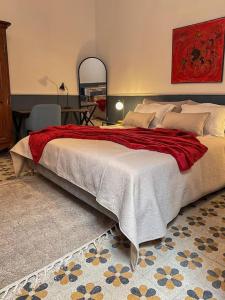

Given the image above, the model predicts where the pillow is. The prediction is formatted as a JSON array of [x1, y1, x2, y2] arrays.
[[159, 112, 210, 136], [134, 103, 175, 128], [181, 103, 225, 137], [122, 111, 155, 128], [143, 99, 198, 112]]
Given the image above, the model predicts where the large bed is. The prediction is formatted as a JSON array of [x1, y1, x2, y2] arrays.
[[10, 128, 225, 268]]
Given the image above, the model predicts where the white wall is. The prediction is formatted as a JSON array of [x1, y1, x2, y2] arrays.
[[2, 0, 225, 96], [95, 0, 225, 95], [0, 0, 96, 94]]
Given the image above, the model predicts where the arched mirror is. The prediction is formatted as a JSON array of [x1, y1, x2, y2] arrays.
[[78, 57, 107, 125]]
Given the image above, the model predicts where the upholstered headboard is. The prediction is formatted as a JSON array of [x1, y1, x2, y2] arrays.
[[107, 94, 225, 122]]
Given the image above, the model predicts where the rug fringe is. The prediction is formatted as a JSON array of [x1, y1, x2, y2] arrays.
[[0, 224, 117, 300]]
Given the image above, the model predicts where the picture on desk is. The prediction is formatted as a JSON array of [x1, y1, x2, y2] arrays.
[[78, 57, 107, 125]]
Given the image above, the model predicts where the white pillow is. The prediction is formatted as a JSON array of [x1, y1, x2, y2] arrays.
[[134, 103, 175, 128], [181, 103, 225, 137], [142, 99, 198, 112]]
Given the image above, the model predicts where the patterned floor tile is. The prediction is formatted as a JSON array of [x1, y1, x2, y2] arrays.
[[104, 275, 167, 300], [173, 284, 223, 300]]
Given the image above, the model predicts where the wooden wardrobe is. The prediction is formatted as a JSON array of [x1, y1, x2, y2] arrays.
[[0, 21, 12, 150]]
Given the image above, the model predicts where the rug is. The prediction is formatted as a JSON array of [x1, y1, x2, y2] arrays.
[[0, 179, 224, 299], [0, 175, 114, 289], [0, 152, 31, 181]]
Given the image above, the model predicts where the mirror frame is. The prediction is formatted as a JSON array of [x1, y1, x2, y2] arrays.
[[78, 57, 108, 123]]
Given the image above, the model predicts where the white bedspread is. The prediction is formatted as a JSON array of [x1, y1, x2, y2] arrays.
[[10, 134, 225, 268]]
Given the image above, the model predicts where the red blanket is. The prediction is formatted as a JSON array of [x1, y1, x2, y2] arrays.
[[29, 125, 208, 171]]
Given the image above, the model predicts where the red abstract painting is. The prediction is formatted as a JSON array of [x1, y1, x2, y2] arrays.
[[171, 17, 225, 83]]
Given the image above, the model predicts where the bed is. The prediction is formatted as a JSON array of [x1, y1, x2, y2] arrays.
[[10, 128, 225, 268]]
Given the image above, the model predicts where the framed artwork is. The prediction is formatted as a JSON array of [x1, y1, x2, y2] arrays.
[[171, 17, 225, 83]]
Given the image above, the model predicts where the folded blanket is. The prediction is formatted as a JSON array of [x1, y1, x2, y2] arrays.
[[29, 125, 207, 171]]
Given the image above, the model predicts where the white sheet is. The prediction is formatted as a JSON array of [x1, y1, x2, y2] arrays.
[[10, 134, 225, 268]]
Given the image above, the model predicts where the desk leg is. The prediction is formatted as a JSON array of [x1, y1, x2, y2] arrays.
[[80, 112, 86, 125], [72, 112, 79, 124], [64, 112, 69, 125], [88, 119, 94, 126], [85, 105, 97, 125], [12, 113, 23, 142]]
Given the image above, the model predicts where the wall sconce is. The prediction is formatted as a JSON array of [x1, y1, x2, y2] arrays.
[[59, 82, 70, 108], [115, 99, 125, 121], [115, 100, 124, 111]]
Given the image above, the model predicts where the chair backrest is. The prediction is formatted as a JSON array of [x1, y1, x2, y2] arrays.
[[28, 104, 61, 131]]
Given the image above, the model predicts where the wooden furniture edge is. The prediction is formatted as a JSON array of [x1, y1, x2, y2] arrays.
[[0, 21, 11, 29]]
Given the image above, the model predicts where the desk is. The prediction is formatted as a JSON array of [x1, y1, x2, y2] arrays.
[[62, 107, 89, 125], [12, 107, 89, 141]]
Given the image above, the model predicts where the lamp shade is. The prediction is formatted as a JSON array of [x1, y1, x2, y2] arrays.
[[59, 82, 65, 91], [115, 100, 124, 111]]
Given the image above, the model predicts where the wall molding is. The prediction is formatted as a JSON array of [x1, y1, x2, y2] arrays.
[[109, 92, 225, 96], [107, 94, 225, 122], [11, 94, 79, 110], [11, 93, 225, 124]]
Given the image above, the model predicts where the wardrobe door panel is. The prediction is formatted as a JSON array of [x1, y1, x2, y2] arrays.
[[0, 21, 12, 150]]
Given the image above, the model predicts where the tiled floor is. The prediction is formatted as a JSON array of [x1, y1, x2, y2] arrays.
[[0, 152, 224, 300], [2, 189, 224, 300]]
